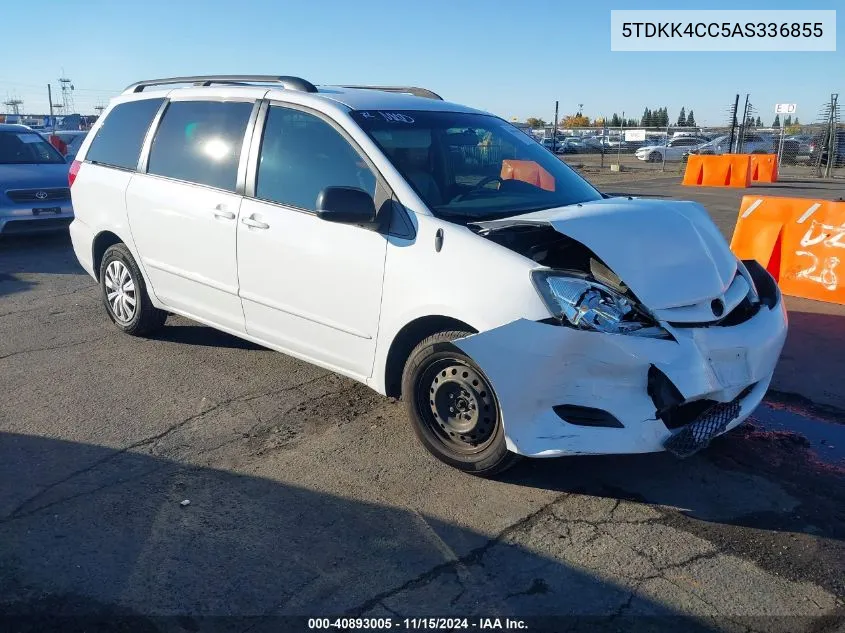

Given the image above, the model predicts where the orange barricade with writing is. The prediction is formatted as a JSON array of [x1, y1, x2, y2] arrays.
[[682, 154, 751, 188], [748, 154, 778, 183], [730, 195, 845, 305], [500, 160, 555, 192]]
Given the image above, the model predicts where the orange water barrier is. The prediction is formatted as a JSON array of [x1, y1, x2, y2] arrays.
[[730, 195, 845, 305], [748, 154, 778, 183], [683, 154, 752, 188]]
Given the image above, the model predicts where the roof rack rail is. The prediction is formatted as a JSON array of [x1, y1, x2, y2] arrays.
[[123, 75, 318, 94], [340, 85, 443, 101]]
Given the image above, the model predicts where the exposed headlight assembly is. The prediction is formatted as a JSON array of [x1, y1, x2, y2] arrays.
[[532, 270, 670, 338]]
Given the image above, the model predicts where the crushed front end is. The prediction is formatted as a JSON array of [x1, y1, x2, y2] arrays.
[[457, 199, 788, 458]]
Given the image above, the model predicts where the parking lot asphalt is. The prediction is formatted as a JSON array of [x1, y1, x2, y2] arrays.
[[1, 176, 844, 632]]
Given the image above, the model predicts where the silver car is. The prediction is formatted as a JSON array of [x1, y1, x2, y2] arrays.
[[0, 124, 74, 235]]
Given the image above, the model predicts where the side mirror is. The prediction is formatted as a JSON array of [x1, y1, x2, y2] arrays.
[[316, 187, 377, 226]]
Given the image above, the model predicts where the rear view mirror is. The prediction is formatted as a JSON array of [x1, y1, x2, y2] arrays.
[[316, 187, 377, 226]]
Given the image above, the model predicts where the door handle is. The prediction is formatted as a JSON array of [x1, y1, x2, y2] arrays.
[[241, 215, 269, 230], [213, 204, 235, 220]]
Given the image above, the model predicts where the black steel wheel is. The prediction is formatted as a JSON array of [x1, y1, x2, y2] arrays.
[[401, 330, 519, 476], [420, 358, 498, 453]]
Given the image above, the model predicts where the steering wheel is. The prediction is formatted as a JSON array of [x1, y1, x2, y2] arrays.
[[450, 176, 503, 203]]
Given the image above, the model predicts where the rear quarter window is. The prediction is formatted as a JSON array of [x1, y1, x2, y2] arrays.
[[85, 98, 164, 170]]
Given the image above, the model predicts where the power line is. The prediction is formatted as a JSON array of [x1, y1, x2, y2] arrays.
[[0, 79, 122, 93]]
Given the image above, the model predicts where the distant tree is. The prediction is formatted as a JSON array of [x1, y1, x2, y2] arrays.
[[755, 116, 762, 127], [677, 107, 686, 127], [685, 110, 696, 127], [626, 118, 639, 127], [659, 107, 670, 127], [772, 114, 780, 128], [610, 113, 621, 127], [784, 115, 792, 126], [640, 108, 649, 126], [794, 117, 800, 125], [561, 114, 590, 128], [525, 117, 546, 128]]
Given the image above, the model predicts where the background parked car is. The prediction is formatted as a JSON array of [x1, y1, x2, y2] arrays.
[[735, 133, 776, 154], [635, 136, 707, 162], [809, 130, 845, 168], [685, 133, 789, 161], [786, 134, 813, 156], [0, 123, 74, 235], [560, 137, 585, 153], [555, 138, 583, 154]]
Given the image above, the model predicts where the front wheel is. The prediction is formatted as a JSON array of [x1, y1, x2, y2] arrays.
[[401, 330, 519, 476], [648, 151, 662, 162]]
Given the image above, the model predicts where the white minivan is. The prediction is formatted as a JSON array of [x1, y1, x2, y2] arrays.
[[69, 75, 787, 475]]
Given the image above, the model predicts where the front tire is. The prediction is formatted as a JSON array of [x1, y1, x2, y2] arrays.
[[401, 330, 519, 476], [648, 151, 661, 162], [99, 243, 167, 336]]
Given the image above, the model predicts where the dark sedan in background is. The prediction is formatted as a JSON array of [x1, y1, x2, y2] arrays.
[[0, 123, 73, 235]]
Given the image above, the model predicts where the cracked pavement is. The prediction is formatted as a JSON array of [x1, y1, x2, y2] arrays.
[[1, 178, 844, 632]]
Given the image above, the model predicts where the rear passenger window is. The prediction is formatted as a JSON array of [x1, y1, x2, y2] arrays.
[[85, 98, 164, 170], [147, 100, 254, 192], [256, 106, 376, 211]]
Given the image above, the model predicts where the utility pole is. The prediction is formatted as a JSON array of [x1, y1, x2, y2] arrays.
[[737, 94, 750, 153], [728, 94, 739, 154], [617, 111, 624, 167], [824, 93, 839, 179], [552, 100, 559, 154], [600, 115, 606, 168], [47, 84, 55, 133]]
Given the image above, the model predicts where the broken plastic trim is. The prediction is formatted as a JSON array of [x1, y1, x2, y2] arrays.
[[648, 364, 757, 430], [552, 404, 624, 428], [742, 259, 780, 309]]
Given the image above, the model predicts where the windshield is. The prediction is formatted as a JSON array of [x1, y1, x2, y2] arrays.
[[351, 110, 602, 223], [0, 131, 66, 165]]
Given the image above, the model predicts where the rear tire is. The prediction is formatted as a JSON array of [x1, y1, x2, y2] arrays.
[[99, 243, 167, 337], [401, 330, 519, 477]]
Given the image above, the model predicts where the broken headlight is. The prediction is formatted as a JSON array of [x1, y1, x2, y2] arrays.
[[532, 270, 669, 337]]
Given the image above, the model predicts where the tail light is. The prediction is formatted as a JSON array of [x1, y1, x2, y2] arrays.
[[68, 160, 81, 187]]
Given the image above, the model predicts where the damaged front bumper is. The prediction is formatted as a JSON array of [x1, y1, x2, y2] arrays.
[[454, 282, 787, 458]]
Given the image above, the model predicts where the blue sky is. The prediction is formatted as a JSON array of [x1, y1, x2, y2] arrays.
[[1, 0, 840, 125]]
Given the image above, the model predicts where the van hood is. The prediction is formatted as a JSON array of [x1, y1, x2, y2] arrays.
[[472, 197, 737, 311]]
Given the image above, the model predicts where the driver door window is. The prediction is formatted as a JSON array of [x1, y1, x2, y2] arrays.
[[256, 106, 376, 211]]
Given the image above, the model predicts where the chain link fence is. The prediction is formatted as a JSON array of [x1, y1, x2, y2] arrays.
[[528, 94, 843, 180]]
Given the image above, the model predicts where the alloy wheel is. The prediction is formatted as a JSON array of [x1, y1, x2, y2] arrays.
[[104, 260, 137, 323]]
